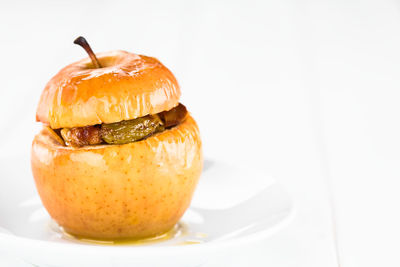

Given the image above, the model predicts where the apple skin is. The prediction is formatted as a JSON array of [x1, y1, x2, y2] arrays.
[[31, 114, 202, 240], [36, 51, 181, 129]]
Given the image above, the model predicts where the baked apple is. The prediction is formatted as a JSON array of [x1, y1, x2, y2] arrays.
[[31, 37, 203, 240]]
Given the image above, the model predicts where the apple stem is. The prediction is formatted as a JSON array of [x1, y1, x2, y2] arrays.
[[73, 36, 103, 68]]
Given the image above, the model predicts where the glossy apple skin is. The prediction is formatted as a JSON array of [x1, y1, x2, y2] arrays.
[[31, 115, 202, 240], [36, 51, 181, 129]]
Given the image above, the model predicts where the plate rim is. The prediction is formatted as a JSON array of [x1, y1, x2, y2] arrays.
[[0, 198, 294, 259]]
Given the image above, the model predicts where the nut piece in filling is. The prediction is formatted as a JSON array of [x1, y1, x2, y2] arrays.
[[60, 125, 102, 147], [31, 37, 202, 240]]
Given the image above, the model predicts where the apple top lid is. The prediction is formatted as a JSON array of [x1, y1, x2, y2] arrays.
[[36, 50, 181, 129]]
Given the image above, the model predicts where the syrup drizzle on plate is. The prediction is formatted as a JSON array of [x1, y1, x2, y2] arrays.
[[48, 220, 206, 246]]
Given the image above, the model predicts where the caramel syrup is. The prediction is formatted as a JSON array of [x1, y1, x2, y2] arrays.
[[49, 220, 205, 246]]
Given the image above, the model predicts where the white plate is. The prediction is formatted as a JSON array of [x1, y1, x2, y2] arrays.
[[0, 156, 294, 267]]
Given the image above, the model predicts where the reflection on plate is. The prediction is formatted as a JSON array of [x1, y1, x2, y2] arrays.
[[0, 156, 294, 267]]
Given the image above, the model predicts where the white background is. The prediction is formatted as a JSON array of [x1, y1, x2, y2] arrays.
[[1, 0, 399, 266]]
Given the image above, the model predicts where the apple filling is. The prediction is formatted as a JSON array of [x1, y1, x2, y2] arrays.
[[55, 103, 187, 147]]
